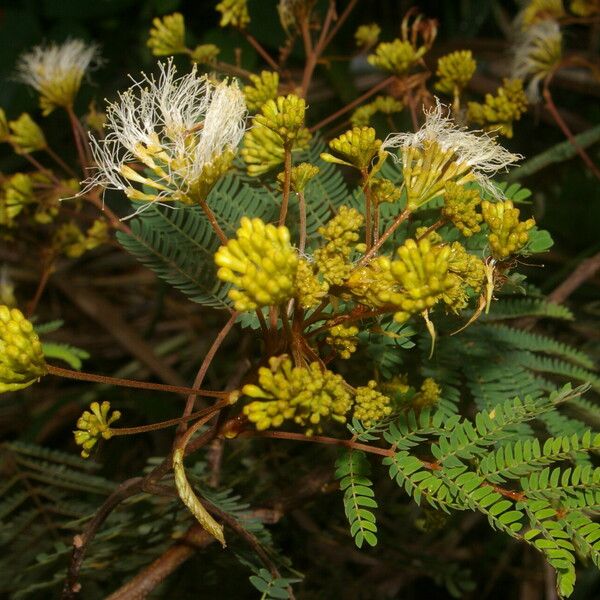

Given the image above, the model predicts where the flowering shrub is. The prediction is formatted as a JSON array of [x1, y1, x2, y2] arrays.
[[1, 2, 599, 599]]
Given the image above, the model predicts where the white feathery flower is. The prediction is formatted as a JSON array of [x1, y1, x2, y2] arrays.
[[382, 101, 521, 208], [511, 20, 562, 102], [16, 39, 100, 115], [88, 60, 247, 206]]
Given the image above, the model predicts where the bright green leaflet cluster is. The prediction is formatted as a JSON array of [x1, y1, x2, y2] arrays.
[[354, 23, 381, 48], [321, 126, 382, 170], [0, 305, 47, 393], [314, 206, 364, 285], [467, 79, 529, 138], [8, 113, 46, 153], [435, 50, 477, 96], [73, 401, 121, 458], [442, 183, 483, 237], [216, 0, 250, 28], [147, 13, 186, 56], [215, 217, 298, 310], [367, 39, 426, 76], [353, 381, 392, 425], [243, 356, 353, 433], [243, 71, 280, 112], [326, 324, 360, 359], [482, 199, 536, 259], [350, 96, 404, 127]]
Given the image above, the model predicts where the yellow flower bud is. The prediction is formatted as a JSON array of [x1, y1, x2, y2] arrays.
[[321, 126, 382, 170], [255, 94, 308, 144], [570, 0, 600, 16], [295, 259, 329, 308], [215, 217, 298, 311], [413, 377, 441, 408], [367, 39, 426, 76], [9, 113, 46, 153], [353, 380, 392, 425], [351, 96, 404, 127], [0, 305, 47, 393], [73, 401, 121, 458], [190, 44, 220, 65], [216, 0, 250, 28], [0, 108, 9, 142], [435, 50, 476, 97], [243, 71, 279, 112], [278, 163, 320, 194], [442, 182, 483, 237], [482, 199, 535, 259], [355, 23, 381, 48], [326, 324, 359, 359], [147, 13, 187, 56], [371, 177, 403, 204], [521, 0, 565, 28]]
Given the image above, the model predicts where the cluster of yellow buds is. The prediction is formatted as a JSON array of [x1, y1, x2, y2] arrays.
[[435, 50, 476, 97], [371, 177, 403, 204], [448, 242, 486, 292], [0, 305, 47, 393], [442, 182, 483, 237], [1, 173, 35, 227], [346, 256, 398, 309], [215, 217, 298, 311], [412, 378, 441, 409], [73, 401, 121, 458], [368, 39, 426, 76], [353, 381, 392, 425], [242, 94, 311, 176], [321, 127, 383, 171], [388, 238, 455, 323], [190, 44, 220, 65], [243, 71, 280, 112], [216, 0, 250, 28], [147, 13, 186, 56], [521, 0, 565, 27], [467, 79, 528, 138], [350, 96, 404, 127], [355, 23, 381, 49], [242, 356, 352, 432], [326, 324, 359, 359], [8, 113, 46, 154], [482, 200, 535, 259], [571, 0, 600, 16], [52, 220, 109, 258], [314, 206, 364, 285], [295, 259, 329, 309], [280, 163, 320, 194]]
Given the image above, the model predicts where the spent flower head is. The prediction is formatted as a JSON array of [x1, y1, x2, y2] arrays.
[[383, 101, 521, 207], [16, 39, 101, 115], [89, 61, 247, 206]]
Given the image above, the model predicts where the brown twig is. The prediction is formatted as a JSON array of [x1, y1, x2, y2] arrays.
[[198, 198, 228, 244], [548, 250, 600, 304], [241, 30, 281, 72], [357, 208, 411, 266], [279, 144, 293, 225]]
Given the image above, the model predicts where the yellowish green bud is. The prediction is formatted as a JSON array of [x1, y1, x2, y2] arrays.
[[9, 113, 46, 153], [351, 96, 404, 127], [255, 94, 308, 144], [0, 108, 9, 142], [321, 127, 382, 170], [190, 44, 220, 65], [215, 217, 298, 311], [355, 24, 381, 48], [216, 0, 250, 29], [53, 219, 109, 258], [147, 13, 187, 56], [521, 0, 565, 27], [277, 162, 319, 194], [73, 401, 121, 458], [467, 79, 528, 138], [435, 50, 476, 96], [482, 199, 535, 259], [367, 39, 426, 76], [346, 256, 398, 308], [326, 324, 359, 359], [371, 177, 402, 204], [242, 356, 352, 433], [0, 305, 46, 393], [413, 377, 441, 408], [353, 380, 392, 425], [442, 182, 483, 237], [243, 71, 279, 112], [570, 0, 600, 16], [295, 258, 329, 309]]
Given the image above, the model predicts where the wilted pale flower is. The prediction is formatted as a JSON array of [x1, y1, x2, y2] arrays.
[[512, 20, 562, 102], [16, 39, 100, 115], [89, 61, 247, 207], [383, 101, 521, 208]]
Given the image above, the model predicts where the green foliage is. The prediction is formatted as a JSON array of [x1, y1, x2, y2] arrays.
[[335, 450, 378, 548], [249, 568, 300, 599], [41, 342, 89, 370]]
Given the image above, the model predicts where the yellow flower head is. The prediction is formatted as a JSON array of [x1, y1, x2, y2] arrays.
[[435, 50, 476, 96], [351, 96, 404, 127], [355, 24, 381, 48], [216, 0, 250, 29], [368, 39, 426, 76], [147, 13, 187, 56], [520, 0, 565, 28], [243, 71, 280, 112], [353, 381, 392, 425], [8, 113, 47, 154], [482, 199, 535, 259], [442, 182, 483, 237], [321, 126, 383, 170], [16, 39, 101, 115], [215, 217, 298, 311], [277, 162, 320, 193], [326, 324, 359, 359], [295, 258, 329, 309], [190, 44, 221, 65], [0, 305, 47, 393], [74, 401, 121, 458]]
